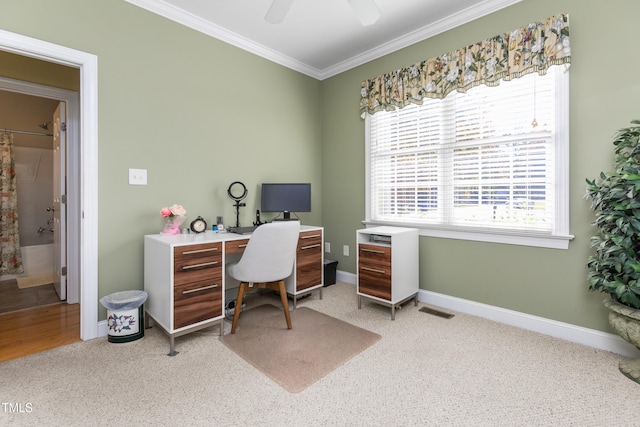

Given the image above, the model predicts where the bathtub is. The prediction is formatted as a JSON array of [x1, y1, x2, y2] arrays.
[[0, 243, 55, 282]]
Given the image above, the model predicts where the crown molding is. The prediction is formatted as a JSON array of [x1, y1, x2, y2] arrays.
[[124, 0, 521, 80], [322, 0, 522, 79]]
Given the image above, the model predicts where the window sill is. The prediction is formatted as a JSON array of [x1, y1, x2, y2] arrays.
[[362, 221, 574, 250]]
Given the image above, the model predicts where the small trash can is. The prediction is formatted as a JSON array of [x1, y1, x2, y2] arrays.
[[324, 259, 338, 287], [99, 290, 148, 343]]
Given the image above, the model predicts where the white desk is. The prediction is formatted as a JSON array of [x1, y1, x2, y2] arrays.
[[144, 225, 324, 355]]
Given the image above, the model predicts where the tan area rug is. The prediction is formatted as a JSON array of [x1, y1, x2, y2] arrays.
[[220, 304, 381, 393]]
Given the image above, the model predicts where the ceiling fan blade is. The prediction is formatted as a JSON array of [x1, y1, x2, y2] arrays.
[[346, 0, 381, 26], [265, 0, 294, 24]]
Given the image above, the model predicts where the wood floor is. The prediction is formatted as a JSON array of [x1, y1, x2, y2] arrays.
[[0, 303, 80, 363]]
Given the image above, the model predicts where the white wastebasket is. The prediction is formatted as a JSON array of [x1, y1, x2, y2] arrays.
[[99, 290, 148, 343]]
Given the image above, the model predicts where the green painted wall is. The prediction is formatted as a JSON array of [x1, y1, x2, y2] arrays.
[[0, 0, 322, 319], [321, 0, 640, 333]]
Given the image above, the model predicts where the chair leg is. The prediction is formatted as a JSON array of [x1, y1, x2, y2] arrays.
[[277, 280, 292, 330], [231, 282, 248, 334]]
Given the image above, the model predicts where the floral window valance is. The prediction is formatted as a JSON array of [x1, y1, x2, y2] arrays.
[[359, 13, 570, 117]]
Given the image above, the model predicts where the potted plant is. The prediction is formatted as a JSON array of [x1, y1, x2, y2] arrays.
[[586, 119, 640, 383]]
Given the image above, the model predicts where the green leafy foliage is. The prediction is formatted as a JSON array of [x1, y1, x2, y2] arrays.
[[586, 120, 640, 309]]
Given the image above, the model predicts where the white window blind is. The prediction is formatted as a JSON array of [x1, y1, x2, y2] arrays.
[[366, 66, 573, 248]]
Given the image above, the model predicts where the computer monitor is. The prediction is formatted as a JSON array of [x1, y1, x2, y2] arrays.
[[261, 183, 311, 220]]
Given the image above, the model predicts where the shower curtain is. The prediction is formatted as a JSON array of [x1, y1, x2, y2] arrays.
[[0, 132, 23, 274]]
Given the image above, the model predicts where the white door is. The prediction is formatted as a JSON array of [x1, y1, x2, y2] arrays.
[[53, 102, 66, 300]]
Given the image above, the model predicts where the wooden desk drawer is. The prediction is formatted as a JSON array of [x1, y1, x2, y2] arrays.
[[174, 279, 223, 329], [296, 230, 323, 290], [174, 257, 222, 284], [358, 260, 392, 282], [225, 239, 250, 254], [358, 244, 391, 267], [174, 242, 222, 286], [298, 230, 322, 250], [358, 243, 392, 300], [174, 242, 222, 261], [174, 267, 221, 287], [358, 261, 392, 300]]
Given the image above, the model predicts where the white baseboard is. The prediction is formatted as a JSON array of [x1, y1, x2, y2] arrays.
[[336, 269, 638, 358], [97, 320, 108, 338], [336, 270, 356, 285]]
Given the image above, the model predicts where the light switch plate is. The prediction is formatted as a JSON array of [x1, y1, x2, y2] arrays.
[[129, 168, 147, 185]]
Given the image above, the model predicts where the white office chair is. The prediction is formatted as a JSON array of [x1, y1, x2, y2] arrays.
[[227, 221, 300, 334]]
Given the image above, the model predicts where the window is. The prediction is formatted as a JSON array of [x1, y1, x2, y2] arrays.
[[365, 66, 572, 249]]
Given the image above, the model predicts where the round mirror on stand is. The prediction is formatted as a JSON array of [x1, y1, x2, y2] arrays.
[[227, 181, 247, 228]]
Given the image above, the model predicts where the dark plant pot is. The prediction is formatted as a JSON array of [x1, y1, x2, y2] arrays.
[[603, 298, 640, 383]]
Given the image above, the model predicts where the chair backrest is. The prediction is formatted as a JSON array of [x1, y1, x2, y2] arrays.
[[229, 221, 301, 283]]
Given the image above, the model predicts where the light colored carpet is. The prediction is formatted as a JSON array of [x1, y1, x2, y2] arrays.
[[1, 282, 640, 426], [221, 304, 381, 393]]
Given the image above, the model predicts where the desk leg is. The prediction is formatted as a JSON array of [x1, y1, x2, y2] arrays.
[[168, 336, 178, 357]]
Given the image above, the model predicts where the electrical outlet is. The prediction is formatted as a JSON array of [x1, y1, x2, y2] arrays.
[[343, 245, 349, 256], [325, 242, 331, 253]]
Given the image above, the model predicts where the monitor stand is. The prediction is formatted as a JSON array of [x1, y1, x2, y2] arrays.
[[272, 211, 299, 221]]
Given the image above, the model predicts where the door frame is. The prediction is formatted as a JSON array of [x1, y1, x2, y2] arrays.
[[0, 29, 99, 340]]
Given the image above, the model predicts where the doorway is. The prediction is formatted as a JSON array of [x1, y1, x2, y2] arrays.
[[0, 87, 72, 310], [0, 29, 99, 341]]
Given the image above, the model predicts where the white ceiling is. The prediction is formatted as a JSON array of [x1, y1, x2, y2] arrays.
[[125, 0, 521, 80]]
